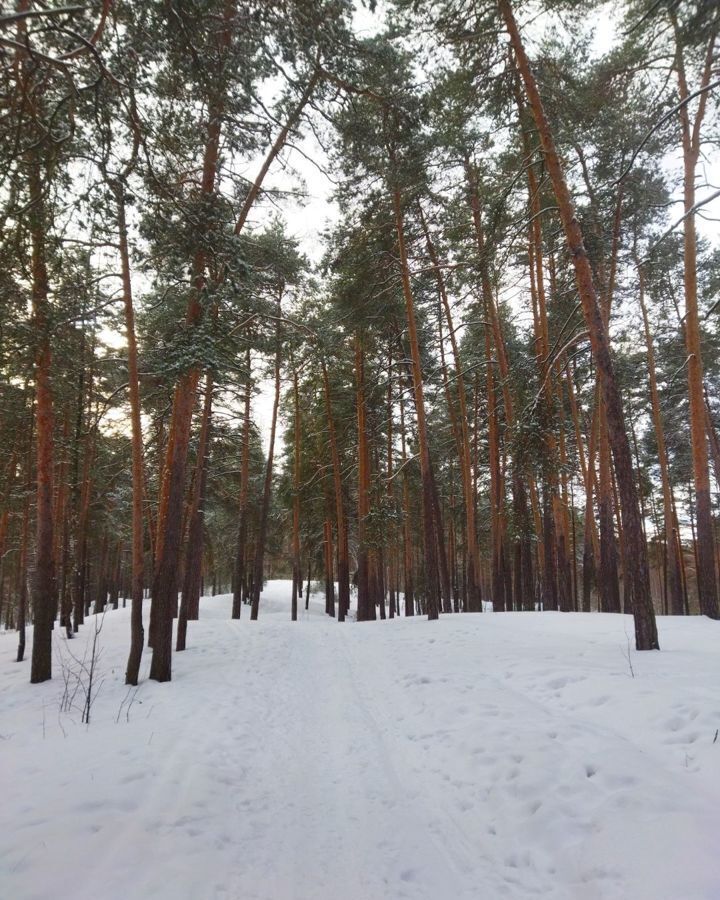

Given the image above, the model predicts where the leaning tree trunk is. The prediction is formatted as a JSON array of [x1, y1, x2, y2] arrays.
[[501, 0, 658, 649]]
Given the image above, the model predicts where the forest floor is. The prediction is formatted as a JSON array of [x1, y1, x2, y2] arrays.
[[2, 582, 720, 900]]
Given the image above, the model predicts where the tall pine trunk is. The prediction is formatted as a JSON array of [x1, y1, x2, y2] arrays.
[[671, 18, 719, 618], [291, 365, 301, 622], [421, 209, 482, 611], [355, 332, 374, 622], [149, 3, 236, 680], [177, 373, 213, 650], [399, 375, 415, 616], [232, 353, 252, 618], [250, 312, 281, 620], [501, 0, 658, 648], [116, 185, 147, 685], [321, 361, 350, 622], [636, 258, 685, 616], [392, 189, 439, 620], [29, 155, 56, 684]]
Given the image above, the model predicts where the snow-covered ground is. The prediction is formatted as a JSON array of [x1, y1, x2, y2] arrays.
[[2, 582, 719, 900]]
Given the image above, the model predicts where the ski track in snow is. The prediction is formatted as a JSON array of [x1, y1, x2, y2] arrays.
[[1, 582, 720, 900]]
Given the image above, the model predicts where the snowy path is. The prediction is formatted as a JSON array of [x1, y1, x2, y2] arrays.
[[2, 582, 720, 900]]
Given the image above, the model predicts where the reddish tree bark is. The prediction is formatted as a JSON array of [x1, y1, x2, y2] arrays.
[[149, 1, 236, 681], [501, 0, 658, 648], [636, 257, 685, 616], [671, 16, 719, 618], [392, 188, 439, 620], [420, 208, 482, 611], [177, 373, 213, 650], [28, 156, 57, 684], [498, 0, 659, 650]]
